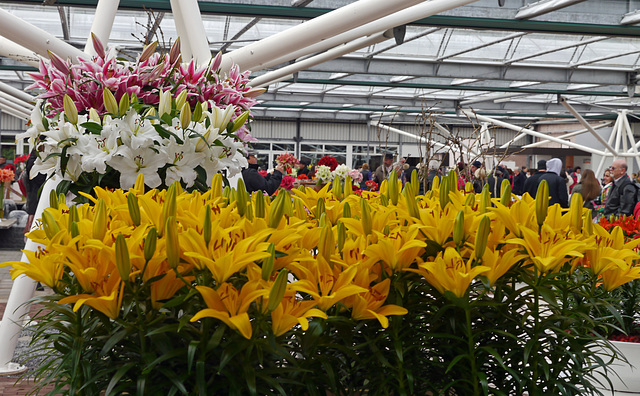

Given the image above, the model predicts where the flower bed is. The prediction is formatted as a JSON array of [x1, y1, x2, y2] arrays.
[[3, 171, 639, 395]]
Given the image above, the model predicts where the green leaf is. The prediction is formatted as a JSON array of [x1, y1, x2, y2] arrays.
[[105, 362, 136, 396], [80, 121, 103, 134]]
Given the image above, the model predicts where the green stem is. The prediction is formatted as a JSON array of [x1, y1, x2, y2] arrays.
[[465, 306, 480, 396]]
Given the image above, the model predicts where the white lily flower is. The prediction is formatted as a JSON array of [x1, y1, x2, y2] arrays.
[[117, 109, 160, 150], [163, 136, 204, 187], [72, 127, 122, 174], [108, 146, 166, 189], [41, 114, 81, 148], [207, 104, 235, 131]]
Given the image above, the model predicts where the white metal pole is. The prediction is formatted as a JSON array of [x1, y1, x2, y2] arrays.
[[221, 0, 480, 73], [0, 102, 29, 120], [522, 122, 612, 149], [0, 91, 34, 112], [0, 96, 31, 116], [0, 7, 85, 61], [433, 122, 479, 156], [619, 110, 640, 171], [0, 37, 40, 67], [174, 0, 210, 66], [0, 81, 35, 104], [169, 0, 193, 62], [0, 177, 58, 374], [371, 122, 447, 149], [84, 0, 120, 57], [595, 116, 620, 177], [461, 109, 608, 156], [251, 31, 394, 88]]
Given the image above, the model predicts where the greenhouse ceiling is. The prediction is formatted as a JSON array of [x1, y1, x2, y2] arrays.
[[1, 0, 640, 124]]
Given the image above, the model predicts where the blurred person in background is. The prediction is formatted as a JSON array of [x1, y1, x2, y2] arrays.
[[570, 169, 601, 209]]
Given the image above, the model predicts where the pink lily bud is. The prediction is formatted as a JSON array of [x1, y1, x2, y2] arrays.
[[211, 51, 222, 72], [91, 33, 106, 59], [139, 41, 158, 63], [244, 87, 266, 98], [169, 37, 181, 65], [47, 50, 69, 75]]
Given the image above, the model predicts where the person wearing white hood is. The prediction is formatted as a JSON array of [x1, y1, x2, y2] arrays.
[[532, 158, 569, 208]]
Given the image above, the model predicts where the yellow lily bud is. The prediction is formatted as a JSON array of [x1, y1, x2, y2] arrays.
[[448, 170, 458, 193], [236, 178, 248, 217], [379, 193, 389, 207], [453, 210, 465, 246], [315, 197, 326, 219], [63, 94, 78, 125], [475, 215, 490, 260], [318, 224, 334, 264], [432, 176, 440, 190], [260, 243, 276, 282], [267, 269, 289, 311], [127, 193, 141, 226], [500, 179, 511, 207], [337, 221, 346, 253], [570, 192, 583, 233], [161, 182, 178, 235], [464, 192, 475, 208], [103, 88, 119, 115], [583, 209, 593, 236], [387, 170, 399, 205], [282, 191, 294, 218], [344, 176, 353, 198], [201, 100, 209, 114], [343, 202, 352, 218], [165, 216, 180, 269], [89, 108, 101, 123], [439, 176, 450, 209], [294, 198, 307, 219], [144, 227, 157, 263], [254, 191, 266, 218], [158, 90, 172, 118], [70, 221, 80, 238], [360, 198, 372, 235], [402, 182, 420, 219], [139, 41, 158, 62], [68, 205, 79, 229], [318, 212, 328, 228], [230, 110, 250, 133], [464, 182, 474, 194], [411, 169, 420, 196], [58, 193, 66, 208], [193, 102, 203, 123], [93, 199, 107, 241], [268, 191, 285, 229], [203, 205, 211, 247], [49, 189, 59, 209], [332, 177, 343, 201], [479, 184, 490, 214], [212, 173, 223, 198], [175, 90, 188, 110], [134, 173, 145, 194], [180, 102, 192, 128], [118, 93, 130, 117], [42, 211, 60, 240], [115, 233, 131, 282], [535, 179, 549, 227]]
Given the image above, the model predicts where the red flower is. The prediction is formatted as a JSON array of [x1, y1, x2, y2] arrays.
[[280, 175, 295, 190], [318, 156, 339, 172], [14, 155, 29, 165], [258, 170, 268, 177], [365, 180, 379, 191], [297, 174, 309, 180]]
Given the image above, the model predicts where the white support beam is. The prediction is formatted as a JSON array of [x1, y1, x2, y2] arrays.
[[461, 109, 608, 156], [558, 96, 619, 155], [0, 102, 29, 120], [504, 36, 607, 65], [221, 0, 481, 73], [522, 122, 612, 148], [0, 91, 34, 112], [433, 122, 479, 156], [84, 0, 120, 57], [173, 0, 211, 65], [169, 0, 193, 61], [371, 122, 447, 149], [0, 96, 30, 117], [620, 110, 640, 170], [437, 32, 527, 62], [251, 31, 394, 88], [0, 7, 84, 61], [0, 81, 35, 104], [0, 37, 40, 67], [515, 0, 587, 20]]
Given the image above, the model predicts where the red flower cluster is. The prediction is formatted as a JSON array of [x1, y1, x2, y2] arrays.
[[258, 170, 268, 177], [14, 154, 29, 165], [365, 180, 379, 191], [280, 175, 295, 190], [318, 156, 339, 172], [297, 174, 309, 180], [0, 168, 15, 183], [598, 215, 640, 239], [609, 333, 640, 343], [276, 153, 299, 167]]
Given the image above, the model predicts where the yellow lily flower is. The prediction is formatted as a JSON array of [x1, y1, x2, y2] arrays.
[[59, 270, 124, 319], [350, 279, 408, 328], [191, 283, 267, 339], [363, 226, 426, 272], [271, 291, 327, 336], [600, 264, 640, 291], [507, 225, 586, 274], [3, 249, 65, 289], [406, 247, 489, 298], [477, 248, 523, 286]]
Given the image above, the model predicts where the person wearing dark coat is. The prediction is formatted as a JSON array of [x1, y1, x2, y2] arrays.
[[487, 166, 507, 199], [297, 158, 311, 177], [604, 159, 637, 218], [523, 159, 547, 198], [512, 167, 527, 196], [535, 158, 569, 208], [242, 151, 284, 195]]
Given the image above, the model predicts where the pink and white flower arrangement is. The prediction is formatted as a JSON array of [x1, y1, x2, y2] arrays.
[[275, 153, 299, 175], [20, 37, 264, 199]]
